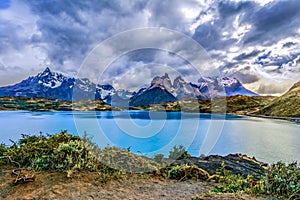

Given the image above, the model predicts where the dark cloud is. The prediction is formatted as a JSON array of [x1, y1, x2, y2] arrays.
[[234, 50, 261, 61], [23, 0, 150, 70], [192, 1, 257, 51], [282, 42, 298, 48], [0, 19, 26, 53], [258, 52, 300, 68], [242, 0, 300, 45], [218, 0, 255, 18]]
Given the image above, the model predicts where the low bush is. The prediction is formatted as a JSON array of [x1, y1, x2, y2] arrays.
[[0, 131, 163, 176], [0, 143, 7, 157], [263, 162, 299, 199], [0, 131, 109, 177], [168, 145, 190, 160], [153, 153, 164, 163], [193, 161, 300, 200]]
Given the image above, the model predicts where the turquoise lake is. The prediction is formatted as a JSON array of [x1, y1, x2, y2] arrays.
[[0, 111, 299, 163]]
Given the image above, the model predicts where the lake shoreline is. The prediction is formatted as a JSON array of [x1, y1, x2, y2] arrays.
[[1, 108, 299, 123], [245, 113, 300, 123]]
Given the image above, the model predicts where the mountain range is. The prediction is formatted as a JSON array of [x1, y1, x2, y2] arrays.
[[0, 67, 258, 106]]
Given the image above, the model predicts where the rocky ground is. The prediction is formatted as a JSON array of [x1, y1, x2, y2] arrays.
[[174, 154, 267, 180], [0, 166, 270, 200], [0, 153, 273, 200]]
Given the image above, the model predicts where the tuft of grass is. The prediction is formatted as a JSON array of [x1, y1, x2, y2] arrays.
[[97, 146, 160, 173], [167, 164, 210, 181]]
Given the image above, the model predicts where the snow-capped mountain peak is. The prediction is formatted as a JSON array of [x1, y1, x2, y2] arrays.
[[150, 73, 174, 95], [34, 67, 69, 89], [219, 77, 240, 87]]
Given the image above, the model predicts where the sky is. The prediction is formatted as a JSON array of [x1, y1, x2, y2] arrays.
[[0, 0, 300, 95]]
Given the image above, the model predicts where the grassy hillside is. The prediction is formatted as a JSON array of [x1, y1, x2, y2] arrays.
[[258, 81, 300, 118], [134, 96, 274, 114]]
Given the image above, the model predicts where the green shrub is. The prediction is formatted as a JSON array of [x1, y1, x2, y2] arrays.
[[168, 145, 190, 160], [209, 162, 264, 194], [1, 131, 109, 176], [153, 153, 164, 163], [2, 131, 79, 168], [54, 140, 99, 177], [194, 161, 299, 199], [0, 143, 7, 158], [263, 162, 299, 199]]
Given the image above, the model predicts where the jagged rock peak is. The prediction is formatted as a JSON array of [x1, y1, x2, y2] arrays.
[[44, 67, 51, 73], [174, 75, 184, 81], [163, 73, 169, 78], [38, 67, 53, 77], [198, 76, 214, 83], [151, 73, 171, 86], [173, 76, 186, 88]]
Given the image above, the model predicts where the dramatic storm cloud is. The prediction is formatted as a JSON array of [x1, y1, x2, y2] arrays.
[[0, 0, 299, 95]]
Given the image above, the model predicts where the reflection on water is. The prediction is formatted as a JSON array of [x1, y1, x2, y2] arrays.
[[0, 111, 299, 163]]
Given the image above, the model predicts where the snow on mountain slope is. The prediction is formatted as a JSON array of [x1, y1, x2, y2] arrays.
[[129, 74, 258, 106], [0, 68, 258, 106], [0, 67, 132, 102]]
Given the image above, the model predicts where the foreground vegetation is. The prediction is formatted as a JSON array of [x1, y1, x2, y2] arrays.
[[0, 132, 299, 199]]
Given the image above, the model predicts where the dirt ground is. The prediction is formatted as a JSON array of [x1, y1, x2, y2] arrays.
[[0, 166, 271, 200]]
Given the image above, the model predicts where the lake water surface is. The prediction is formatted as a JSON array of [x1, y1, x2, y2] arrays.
[[0, 111, 299, 163]]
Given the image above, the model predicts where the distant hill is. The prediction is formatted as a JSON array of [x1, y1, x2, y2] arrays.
[[133, 95, 273, 114], [258, 81, 300, 117]]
